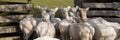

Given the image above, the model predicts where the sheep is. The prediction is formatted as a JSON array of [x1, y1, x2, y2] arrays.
[[34, 36, 60, 40], [69, 8, 94, 40], [69, 23, 91, 40], [109, 22, 120, 40], [102, 21, 120, 40], [88, 17, 116, 40], [44, 7, 62, 39], [37, 6, 48, 18], [60, 6, 71, 20], [69, 6, 79, 23], [35, 9, 55, 37], [70, 6, 79, 14], [79, 8, 95, 40], [51, 18, 61, 26], [57, 6, 72, 40], [79, 8, 89, 22], [36, 21, 55, 37], [47, 7, 61, 25], [47, 7, 59, 18], [58, 20, 71, 40], [20, 15, 37, 40]]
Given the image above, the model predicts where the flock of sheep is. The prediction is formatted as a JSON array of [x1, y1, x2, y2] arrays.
[[19, 6, 120, 40]]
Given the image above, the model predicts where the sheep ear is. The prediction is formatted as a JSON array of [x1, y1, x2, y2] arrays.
[[54, 7, 59, 12], [67, 6, 71, 10], [86, 8, 89, 11], [75, 6, 79, 9]]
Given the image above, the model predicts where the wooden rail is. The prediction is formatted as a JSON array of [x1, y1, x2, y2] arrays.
[[0, 0, 31, 4], [0, 0, 33, 38], [0, 4, 33, 12], [87, 10, 120, 16], [0, 12, 32, 16], [82, 2, 120, 8], [83, 0, 120, 2], [0, 1, 27, 4], [0, 22, 19, 26], [0, 15, 28, 23], [0, 32, 22, 38], [74, 0, 120, 23]]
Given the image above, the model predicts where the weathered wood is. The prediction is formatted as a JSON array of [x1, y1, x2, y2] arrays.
[[0, 12, 28, 16], [0, 0, 28, 4], [82, 2, 120, 8], [0, 11, 33, 16], [0, 26, 16, 34], [0, 1, 27, 4], [0, 22, 19, 26], [87, 10, 120, 16], [0, 4, 33, 12], [0, 36, 20, 40], [0, 15, 27, 23], [83, 0, 120, 2]]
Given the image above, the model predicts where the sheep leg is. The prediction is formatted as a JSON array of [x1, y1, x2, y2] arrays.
[[61, 34, 65, 40], [89, 34, 93, 40]]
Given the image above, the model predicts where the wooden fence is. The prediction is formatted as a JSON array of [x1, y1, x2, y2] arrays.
[[0, 0, 33, 40], [74, 0, 120, 23]]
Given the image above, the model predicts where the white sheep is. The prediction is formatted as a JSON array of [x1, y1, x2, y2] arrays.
[[35, 9, 55, 37], [88, 18, 116, 40], [36, 21, 55, 37], [69, 8, 94, 40], [58, 6, 72, 40], [20, 15, 37, 40], [34, 36, 60, 40], [102, 21, 120, 40]]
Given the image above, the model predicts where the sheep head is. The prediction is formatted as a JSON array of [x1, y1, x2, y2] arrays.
[[79, 8, 89, 22]]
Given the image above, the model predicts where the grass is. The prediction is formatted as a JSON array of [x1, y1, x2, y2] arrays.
[[33, 0, 74, 8], [0, 0, 74, 17], [1, 0, 74, 8]]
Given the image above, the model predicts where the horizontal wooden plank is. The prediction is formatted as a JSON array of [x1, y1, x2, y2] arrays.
[[0, 26, 17, 34], [89, 8, 119, 10], [0, 36, 20, 40], [0, 22, 19, 26], [0, 15, 27, 23], [0, 1, 27, 4], [0, 4, 33, 12], [82, 2, 120, 8], [0, 32, 22, 38], [83, 0, 120, 2], [0, 11, 33, 16], [87, 10, 120, 16], [0, 0, 28, 4]]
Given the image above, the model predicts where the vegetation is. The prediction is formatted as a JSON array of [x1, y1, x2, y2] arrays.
[[2, 0, 74, 8]]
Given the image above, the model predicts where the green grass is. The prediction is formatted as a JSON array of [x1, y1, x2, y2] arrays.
[[33, 0, 74, 8], [1, 0, 74, 17], [2, 0, 74, 8]]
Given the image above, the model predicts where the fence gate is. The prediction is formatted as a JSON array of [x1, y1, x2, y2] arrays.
[[0, 0, 33, 40], [74, 0, 120, 23]]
